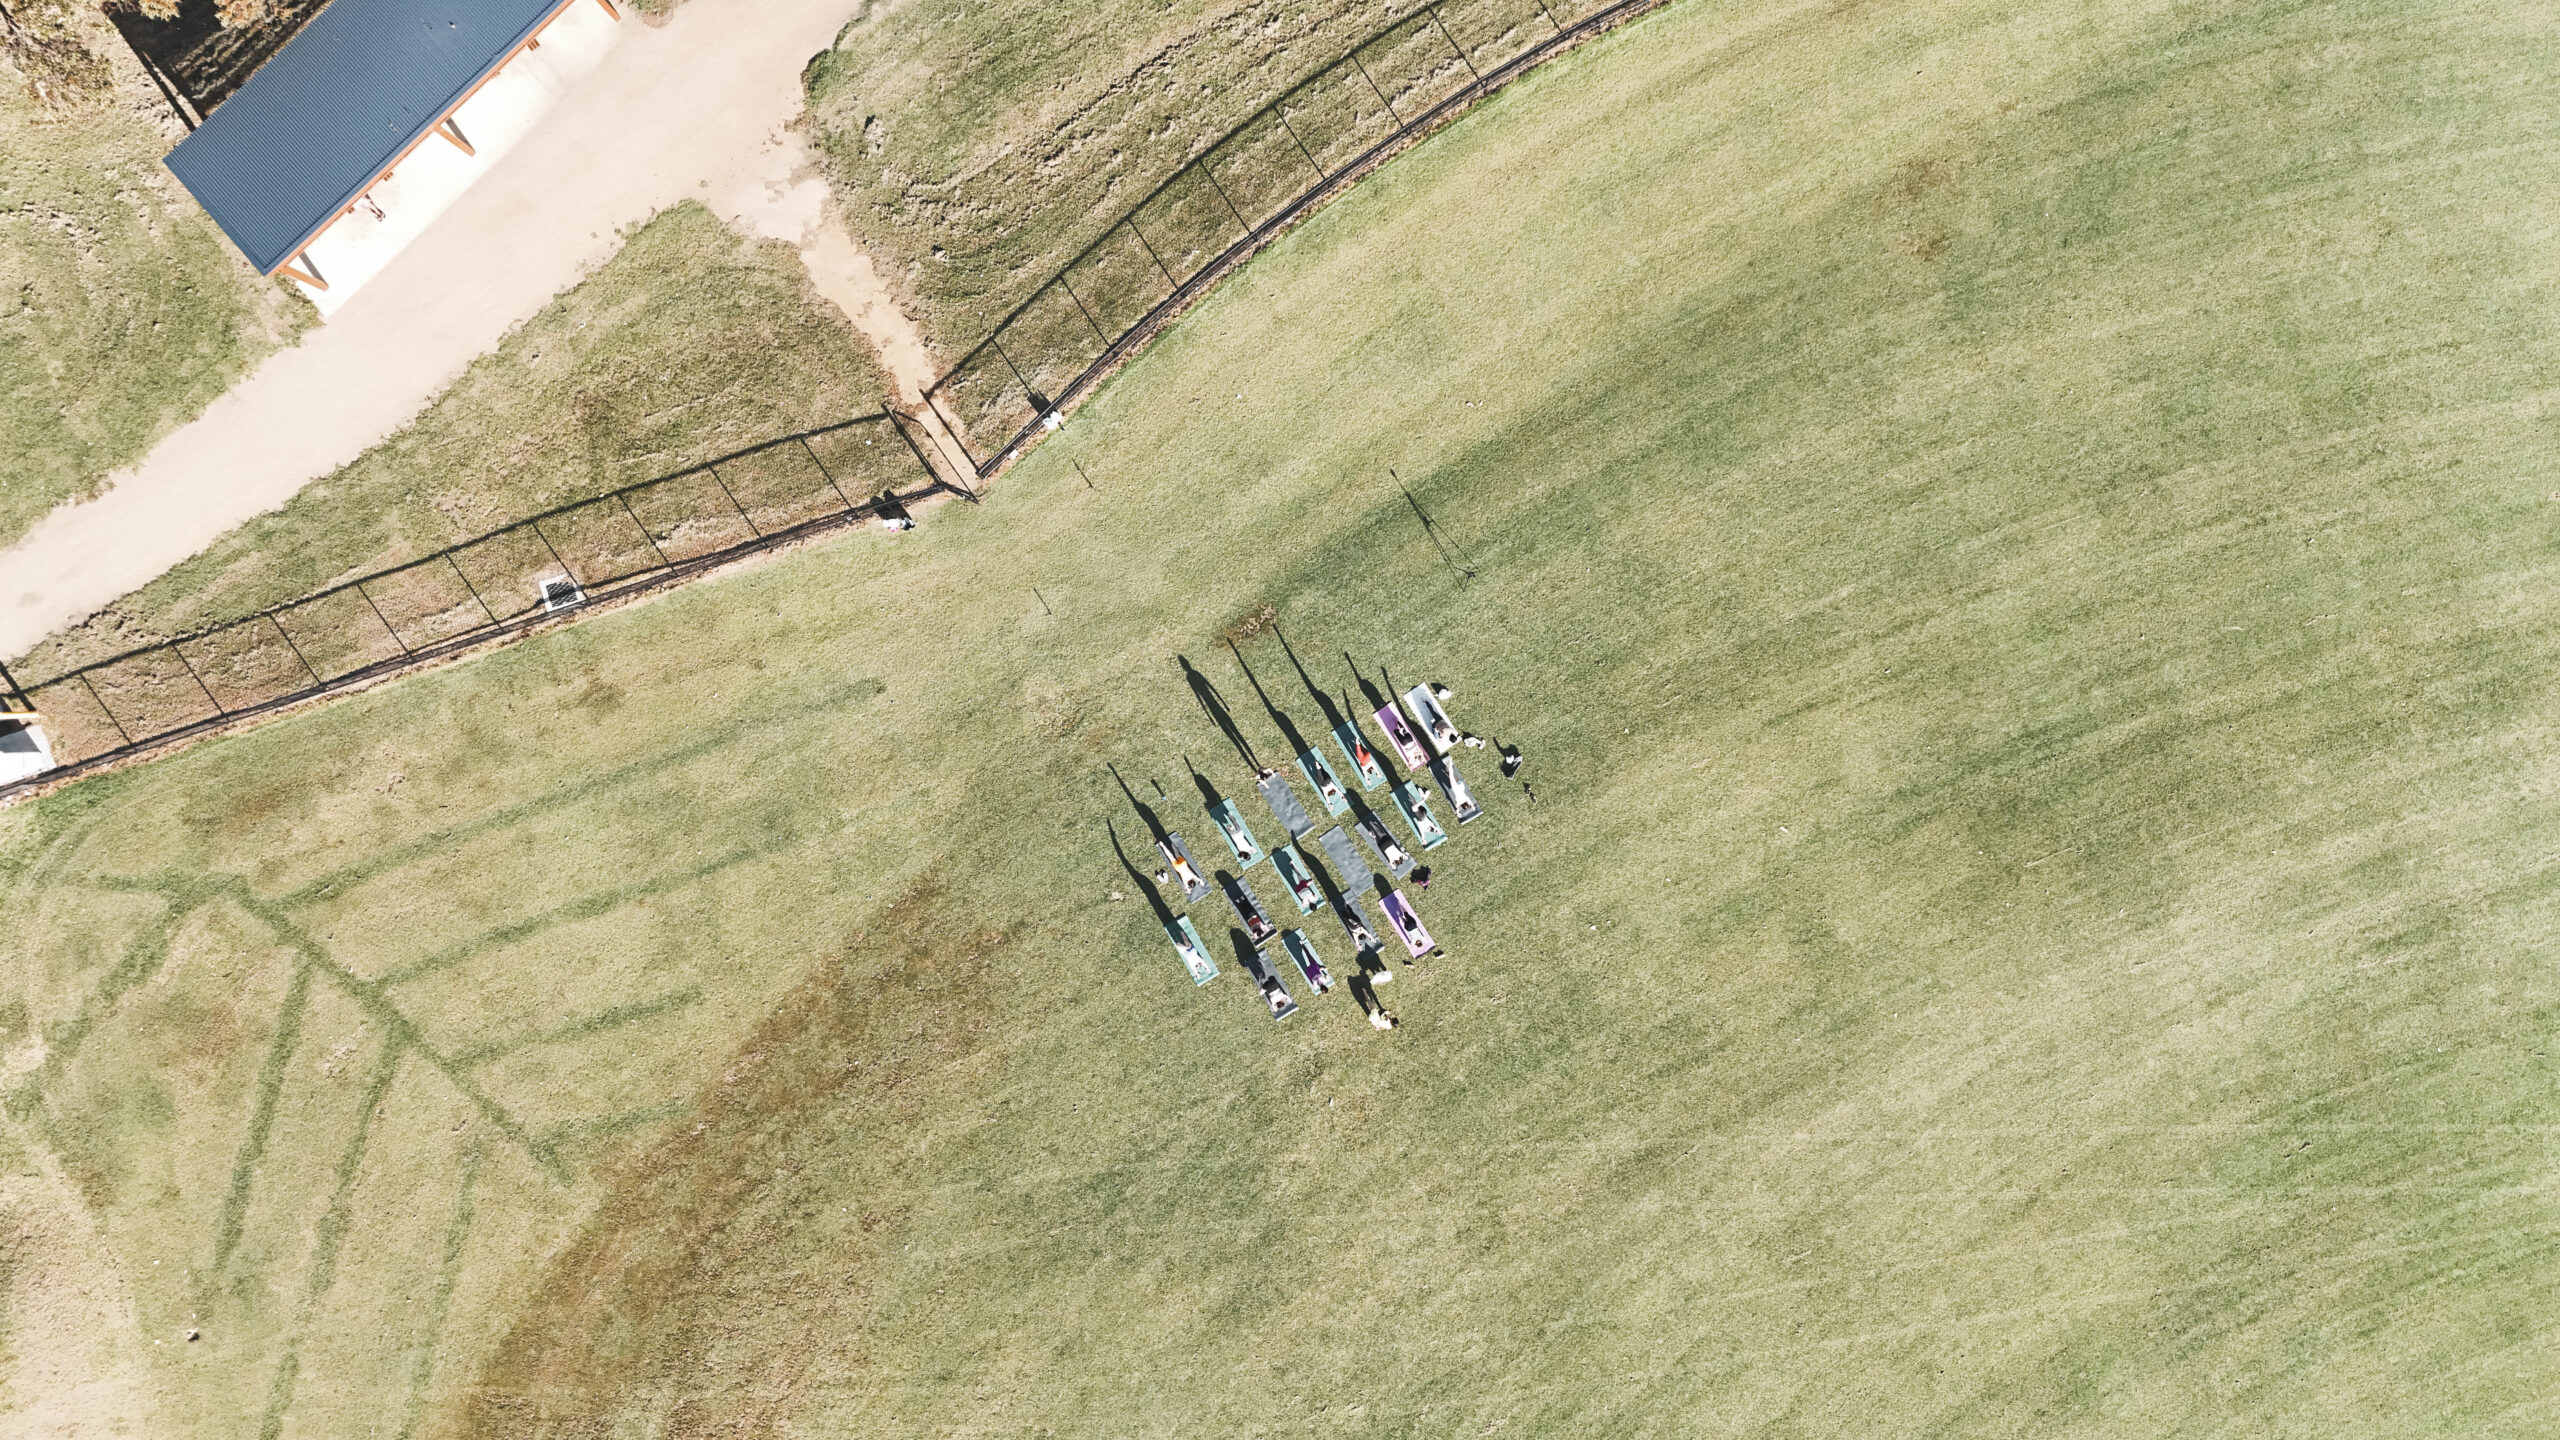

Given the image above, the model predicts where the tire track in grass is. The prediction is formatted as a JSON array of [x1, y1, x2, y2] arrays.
[[254, 1033, 406, 1440], [396, 1137, 485, 1440], [275, 676, 884, 911]]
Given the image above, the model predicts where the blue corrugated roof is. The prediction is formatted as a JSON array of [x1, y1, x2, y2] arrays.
[[164, 0, 570, 274]]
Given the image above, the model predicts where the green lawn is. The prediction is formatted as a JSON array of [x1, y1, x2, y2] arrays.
[[9, 0, 2560, 1434], [22, 202, 894, 680], [0, 66, 309, 550]]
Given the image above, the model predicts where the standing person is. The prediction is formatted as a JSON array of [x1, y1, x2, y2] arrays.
[[1501, 743, 1525, 778], [1412, 866, 1434, 891]]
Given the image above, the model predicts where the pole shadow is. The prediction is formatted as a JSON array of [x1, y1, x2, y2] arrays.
[[1177, 654, 1261, 770], [1393, 468, 1475, 579]]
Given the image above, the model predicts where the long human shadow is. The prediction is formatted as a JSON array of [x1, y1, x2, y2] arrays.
[[1108, 761, 1172, 847], [1346, 653, 1391, 715], [1227, 637, 1312, 759], [1106, 820, 1179, 931], [1176, 654, 1261, 770], [1187, 755, 1237, 816], [1274, 623, 1348, 733]]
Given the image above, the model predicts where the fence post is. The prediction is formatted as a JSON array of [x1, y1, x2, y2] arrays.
[[525, 518, 581, 591], [1199, 161, 1251, 232], [353, 580, 412, 655], [617, 490, 674, 571], [170, 642, 226, 716], [446, 552, 503, 627], [1125, 214, 1181, 287], [706, 465, 763, 539], [1349, 49, 1402, 122], [889, 411, 975, 503], [78, 673, 135, 748], [267, 612, 326, 688], [1427, 5, 1485, 85], [1274, 108, 1328, 181], [1055, 274, 1111, 345], [797, 434, 861, 516]]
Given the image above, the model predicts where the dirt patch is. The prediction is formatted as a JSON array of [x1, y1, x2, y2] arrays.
[[1219, 601, 1279, 648], [452, 874, 1011, 1440]]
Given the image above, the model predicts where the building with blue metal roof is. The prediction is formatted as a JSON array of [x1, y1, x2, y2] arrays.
[[163, 0, 616, 285]]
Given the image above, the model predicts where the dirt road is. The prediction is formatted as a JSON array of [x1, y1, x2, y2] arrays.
[[0, 0, 903, 662]]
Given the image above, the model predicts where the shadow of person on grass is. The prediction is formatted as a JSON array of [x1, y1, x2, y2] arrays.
[[1275, 624, 1350, 733], [1346, 654, 1390, 716], [1186, 755, 1227, 811], [1177, 654, 1260, 770], [1108, 762, 1172, 847], [1105, 819, 1179, 932], [1227, 637, 1312, 759]]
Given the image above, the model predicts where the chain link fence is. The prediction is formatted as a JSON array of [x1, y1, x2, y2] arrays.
[[923, 0, 1667, 475], [10, 411, 954, 788]]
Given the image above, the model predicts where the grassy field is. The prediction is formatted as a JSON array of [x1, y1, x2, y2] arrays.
[[9, 0, 2560, 1434], [0, 42, 310, 551], [805, 0, 1494, 352], [22, 202, 894, 679]]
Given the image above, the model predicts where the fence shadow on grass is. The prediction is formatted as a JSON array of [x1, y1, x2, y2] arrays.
[[11, 412, 961, 795], [923, 0, 1674, 479]]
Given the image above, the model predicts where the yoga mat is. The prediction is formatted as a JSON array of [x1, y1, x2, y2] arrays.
[[1258, 770, 1314, 838], [1354, 811, 1418, 879], [1373, 703, 1432, 770], [1401, 684, 1461, 756], [1166, 915, 1218, 985], [1314, 825, 1373, 893], [1391, 781, 1449, 849], [1158, 833, 1212, 904], [1223, 874, 1277, 946], [1207, 797, 1263, 870], [1281, 928, 1332, 992], [1296, 748, 1353, 818], [1333, 720, 1390, 790], [1378, 890, 1434, 958], [1271, 843, 1326, 914], [1430, 755, 1484, 823]]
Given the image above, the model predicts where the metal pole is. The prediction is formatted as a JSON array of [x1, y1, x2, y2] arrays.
[[1274, 108, 1328, 180], [525, 518, 581, 589], [1199, 162, 1251, 232], [617, 490, 673, 570], [1349, 50, 1401, 123], [170, 642, 226, 716], [268, 612, 326, 688], [78, 673, 135, 748], [1428, 6, 1484, 85], [1125, 214, 1181, 287], [353, 580, 412, 655], [1055, 273, 1111, 345], [797, 434, 860, 515], [0, 659, 30, 712], [446, 552, 502, 627], [706, 466, 763, 538], [1534, 0, 1565, 34]]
